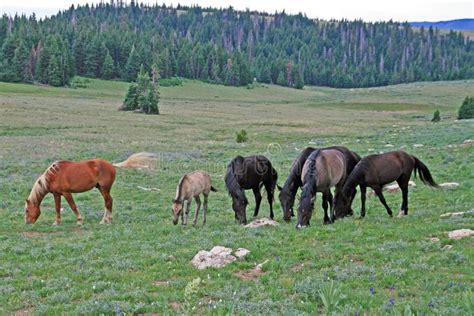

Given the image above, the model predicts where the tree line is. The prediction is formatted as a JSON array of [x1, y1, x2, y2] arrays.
[[0, 1, 473, 88]]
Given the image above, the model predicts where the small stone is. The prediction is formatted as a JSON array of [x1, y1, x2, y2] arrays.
[[439, 182, 460, 189], [448, 229, 474, 240], [385, 144, 394, 147], [413, 144, 424, 148], [463, 139, 474, 145], [442, 245, 453, 250], [245, 218, 279, 228], [429, 237, 440, 242], [234, 248, 250, 259]]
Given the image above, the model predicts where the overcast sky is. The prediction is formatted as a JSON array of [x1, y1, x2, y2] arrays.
[[1, 0, 473, 22]]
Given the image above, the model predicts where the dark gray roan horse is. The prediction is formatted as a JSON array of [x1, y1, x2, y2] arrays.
[[225, 155, 278, 224]]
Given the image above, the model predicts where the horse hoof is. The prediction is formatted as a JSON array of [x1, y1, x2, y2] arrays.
[[52, 221, 60, 226]]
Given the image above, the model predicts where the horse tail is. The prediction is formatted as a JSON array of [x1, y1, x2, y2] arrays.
[[412, 156, 438, 187], [225, 157, 247, 203], [113, 152, 159, 169], [210, 186, 218, 192]]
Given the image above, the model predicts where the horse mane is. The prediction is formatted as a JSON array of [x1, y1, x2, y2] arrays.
[[342, 159, 369, 197], [174, 174, 188, 202], [301, 149, 321, 200], [28, 162, 60, 204], [225, 156, 248, 204]]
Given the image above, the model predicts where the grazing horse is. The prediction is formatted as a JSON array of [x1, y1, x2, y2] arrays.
[[172, 170, 217, 226], [296, 149, 347, 228], [225, 155, 278, 225], [333, 150, 438, 219], [24, 152, 157, 225], [278, 146, 361, 222]]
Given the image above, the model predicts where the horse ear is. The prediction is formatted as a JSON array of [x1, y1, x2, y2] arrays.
[[277, 185, 282, 191]]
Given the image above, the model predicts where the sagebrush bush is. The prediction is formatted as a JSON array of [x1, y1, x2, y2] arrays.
[[431, 110, 440, 122], [458, 96, 474, 119], [236, 129, 248, 143]]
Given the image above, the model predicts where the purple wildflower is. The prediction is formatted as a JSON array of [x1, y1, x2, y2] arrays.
[[428, 299, 435, 308], [369, 287, 375, 295]]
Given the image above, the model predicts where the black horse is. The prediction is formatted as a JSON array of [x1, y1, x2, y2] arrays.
[[278, 146, 361, 222], [225, 155, 278, 224], [333, 150, 438, 219]]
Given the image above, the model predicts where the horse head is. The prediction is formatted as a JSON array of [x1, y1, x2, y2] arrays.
[[25, 199, 41, 224]]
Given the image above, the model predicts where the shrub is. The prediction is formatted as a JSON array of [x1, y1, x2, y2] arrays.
[[159, 77, 183, 87], [69, 77, 91, 89], [236, 129, 248, 143], [458, 96, 474, 120], [431, 110, 440, 122]]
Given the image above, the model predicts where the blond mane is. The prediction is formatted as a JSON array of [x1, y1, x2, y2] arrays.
[[28, 162, 60, 204]]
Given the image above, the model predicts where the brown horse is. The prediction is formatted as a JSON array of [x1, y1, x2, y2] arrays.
[[172, 170, 217, 226], [24, 152, 158, 225], [278, 146, 361, 222], [296, 149, 347, 228], [333, 150, 438, 219]]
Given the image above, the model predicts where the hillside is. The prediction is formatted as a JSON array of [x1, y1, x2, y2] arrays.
[[0, 3, 473, 89], [1, 79, 473, 314], [411, 19, 474, 31]]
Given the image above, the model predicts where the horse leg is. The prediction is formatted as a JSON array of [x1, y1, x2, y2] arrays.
[[349, 188, 357, 216], [53, 193, 61, 226], [322, 192, 331, 224], [327, 190, 334, 221], [183, 199, 191, 225], [252, 187, 262, 218], [374, 187, 393, 217], [202, 194, 208, 225], [397, 177, 409, 216], [264, 182, 275, 220], [63, 193, 83, 225], [193, 196, 201, 226], [98, 187, 113, 224], [360, 186, 367, 218]]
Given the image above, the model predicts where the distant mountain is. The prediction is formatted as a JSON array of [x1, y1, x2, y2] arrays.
[[410, 19, 474, 31]]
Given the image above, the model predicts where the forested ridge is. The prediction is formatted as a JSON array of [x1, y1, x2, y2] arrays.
[[1, 1, 473, 88]]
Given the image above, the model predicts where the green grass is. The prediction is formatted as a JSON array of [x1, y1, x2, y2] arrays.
[[0, 78, 473, 314]]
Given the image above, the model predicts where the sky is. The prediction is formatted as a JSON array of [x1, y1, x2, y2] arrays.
[[1, 0, 473, 22]]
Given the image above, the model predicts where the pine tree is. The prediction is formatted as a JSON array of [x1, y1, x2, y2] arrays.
[[122, 64, 159, 114], [102, 49, 114, 79], [124, 45, 141, 81]]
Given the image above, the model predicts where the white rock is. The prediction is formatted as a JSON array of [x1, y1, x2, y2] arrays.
[[191, 246, 236, 269], [439, 182, 460, 189], [234, 248, 250, 259], [463, 139, 474, 145], [385, 144, 394, 148], [440, 210, 474, 218], [245, 218, 279, 228], [413, 144, 424, 148], [448, 229, 474, 240]]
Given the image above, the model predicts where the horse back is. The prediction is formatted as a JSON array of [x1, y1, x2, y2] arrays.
[[317, 149, 346, 188], [363, 151, 415, 186]]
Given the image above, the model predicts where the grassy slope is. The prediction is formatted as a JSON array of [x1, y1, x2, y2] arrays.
[[0, 79, 473, 314]]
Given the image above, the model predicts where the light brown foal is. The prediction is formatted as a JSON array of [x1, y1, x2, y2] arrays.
[[172, 170, 217, 226]]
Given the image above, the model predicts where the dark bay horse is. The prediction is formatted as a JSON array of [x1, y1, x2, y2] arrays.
[[296, 149, 348, 228], [279, 146, 361, 222], [25, 152, 157, 225], [333, 150, 438, 219], [225, 155, 278, 224]]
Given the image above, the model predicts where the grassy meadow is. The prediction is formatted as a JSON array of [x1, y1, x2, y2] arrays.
[[0, 78, 473, 315]]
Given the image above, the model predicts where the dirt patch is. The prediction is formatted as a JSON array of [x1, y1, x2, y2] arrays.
[[22, 231, 55, 238], [169, 301, 182, 311], [290, 263, 306, 272], [234, 265, 265, 281], [13, 308, 33, 316]]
